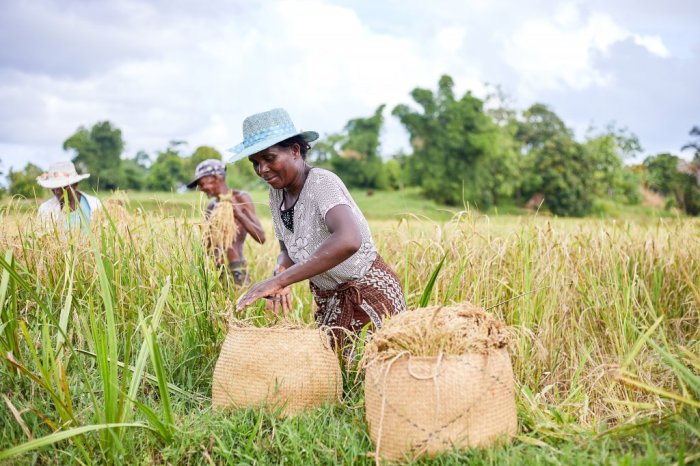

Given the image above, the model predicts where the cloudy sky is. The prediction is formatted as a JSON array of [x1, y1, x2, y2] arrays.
[[0, 0, 698, 174]]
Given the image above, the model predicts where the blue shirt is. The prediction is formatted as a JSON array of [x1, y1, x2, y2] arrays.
[[66, 195, 93, 229]]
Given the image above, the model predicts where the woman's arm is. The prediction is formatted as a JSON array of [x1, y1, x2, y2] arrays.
[[236, 204, 361, 311], [276, 240, 294, 271], [232, 192, 266, 244], [275, 204, 360, 286]]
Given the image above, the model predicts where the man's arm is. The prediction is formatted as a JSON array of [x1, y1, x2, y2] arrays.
[[232, 192, 266, 244]]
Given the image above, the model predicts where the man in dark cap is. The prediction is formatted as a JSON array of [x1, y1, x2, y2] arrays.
[[188, 159, 266, 285]]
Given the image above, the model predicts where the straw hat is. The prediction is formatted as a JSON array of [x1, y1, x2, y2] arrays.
[[36, 161, 90, 189], [228, 108, 318, 163]]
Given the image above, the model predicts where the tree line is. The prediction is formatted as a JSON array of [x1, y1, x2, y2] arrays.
[[3, 75, 699, 216]]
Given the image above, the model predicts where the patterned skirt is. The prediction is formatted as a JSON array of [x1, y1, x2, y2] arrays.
[[310, 255, 407, 344]]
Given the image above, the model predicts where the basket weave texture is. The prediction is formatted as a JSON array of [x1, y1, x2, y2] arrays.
[[212, 326, 342, 416], [363, 305, 517, 461], [365, 350, 517, 461]]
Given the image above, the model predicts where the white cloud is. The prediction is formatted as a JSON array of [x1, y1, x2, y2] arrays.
[[0, 0, 692, 174], [501, 4, 671, 97], [554, 2, 580, 26], [435, 26, 467, 55], [503, 8, 623, 94], [0, 0, 489, 167], [633, 34, 671, 58]]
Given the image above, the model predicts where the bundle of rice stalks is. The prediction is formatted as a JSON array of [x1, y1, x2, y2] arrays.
[[363, 303, 517, 462], [212, 321, 342, 416], [203, 200, 238, 252], [364, 303, 509, 361]]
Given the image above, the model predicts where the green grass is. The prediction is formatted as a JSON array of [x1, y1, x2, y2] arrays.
[[0, 188, 460, 221], [2, 187, 680, 222], [0, 192, 698, 464], [112, 397, 698, 465], [108, 188, 463, 222]]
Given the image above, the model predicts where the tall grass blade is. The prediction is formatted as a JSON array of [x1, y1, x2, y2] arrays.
[[620, 316, 664, 369], [55, 261, 75, 352], [0, 249, 19, 359], [125, 281, 171, 420], [617, 373, 700, 409], [75, 348, 199, 402], [0, 423, 153, 461], [0, 251, 50, 314], [141, 311, 174, 440], [418, 253, 446, 307], [642, 337, 700, 397]]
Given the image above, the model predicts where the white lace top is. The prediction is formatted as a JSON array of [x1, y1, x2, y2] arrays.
[[269, 168, 377, 290]]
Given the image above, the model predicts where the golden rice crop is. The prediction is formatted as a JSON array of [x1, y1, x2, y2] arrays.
[[0, 195, 698, 463], [364, 303, 510, 365], [92, 192, 134, 236]]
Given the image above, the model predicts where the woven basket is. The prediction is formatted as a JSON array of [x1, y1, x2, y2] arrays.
[[212, 326, 342, 416], [364, 349, 517, 461]]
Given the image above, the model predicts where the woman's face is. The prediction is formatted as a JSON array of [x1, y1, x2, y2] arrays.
[[248, 144, 301, 189]]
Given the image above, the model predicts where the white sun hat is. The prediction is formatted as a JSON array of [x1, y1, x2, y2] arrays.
[[36, 161, 91, 189]]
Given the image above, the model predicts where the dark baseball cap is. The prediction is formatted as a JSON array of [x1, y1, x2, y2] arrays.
[[187, 159, 226, 189]]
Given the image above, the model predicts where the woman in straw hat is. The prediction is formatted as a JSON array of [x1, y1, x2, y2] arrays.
[[36, 161, 102, 229], [233, 108, 406, 339]]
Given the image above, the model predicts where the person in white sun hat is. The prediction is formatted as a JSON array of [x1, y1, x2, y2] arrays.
[[36, 161, 102, 229]]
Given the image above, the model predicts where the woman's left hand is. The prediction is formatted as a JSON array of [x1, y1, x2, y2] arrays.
[[236, 277, 286, 312]]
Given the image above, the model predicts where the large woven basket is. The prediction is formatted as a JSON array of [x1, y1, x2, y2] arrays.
[[364, 348, 517, 461], [212, 326, 342, 416]]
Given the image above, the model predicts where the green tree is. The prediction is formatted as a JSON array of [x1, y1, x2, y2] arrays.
[[682, 126, 700, 160], [329, 105, 388, 189], [583, 126, 642, 204], [309, 133, 343, 170], [644, 153, 681, 196], [393, 75, 511, 207], [643, 152, 700, 214], [516, 103, 572, 152], [534, 135, 595, 216], [63, 121, 125, 190], [120, 159, 147, 190], [227, 160, 263, 190], [680, 126, 700, 183], [617, 169, 642, 205], [134, 150, 151, 168], [515, 104, 571, 202], [515, 104, 607, 215], [384, 158, 403, 190], [146, 150, 187, 191], [187, 146, 222, 175], [8, 163, 44, 198]]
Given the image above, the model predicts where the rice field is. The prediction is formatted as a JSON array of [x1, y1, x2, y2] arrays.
[[0, 193, 698, 464]]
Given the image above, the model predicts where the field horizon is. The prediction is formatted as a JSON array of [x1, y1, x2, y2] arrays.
[[1, 186, 683, 223]]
